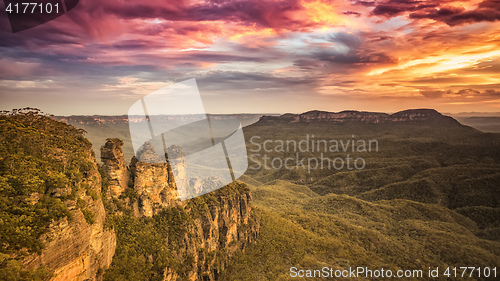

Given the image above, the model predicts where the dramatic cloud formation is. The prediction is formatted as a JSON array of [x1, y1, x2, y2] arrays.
[[410, 0, 500, 26], [0, 0, 499, 114]]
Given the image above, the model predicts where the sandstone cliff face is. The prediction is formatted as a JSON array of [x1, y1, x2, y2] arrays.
[[23, 200, 116, 281], [2, 111, 257, 281], [259, 109, 462, 125], [129, 156, 184, 217], [23, 148, 116, 281], [102, 141, 260, 281], [163, 189, 259, 281], [101, 138, 129, 198]]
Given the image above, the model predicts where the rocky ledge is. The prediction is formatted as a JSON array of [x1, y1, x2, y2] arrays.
[[259, 109, 461, 125]]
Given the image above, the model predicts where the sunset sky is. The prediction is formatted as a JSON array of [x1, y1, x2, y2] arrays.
[[1, 0, 500, 115]]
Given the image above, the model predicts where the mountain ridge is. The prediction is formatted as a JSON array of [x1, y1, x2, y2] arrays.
[[0, 109, 260, 281], [258, 108, 464, 126]]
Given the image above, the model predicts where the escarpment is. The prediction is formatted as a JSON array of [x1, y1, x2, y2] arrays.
[[0, 110, 116, 281], [100, 138, 129, 198], [129, 155, 184, 217], [160, 185, 259, 281], [100, 139, 260, 281], [259, 108, 463, 125], [22, 189, 116, 281]]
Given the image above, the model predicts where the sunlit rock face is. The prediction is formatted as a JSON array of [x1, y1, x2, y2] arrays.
[[129, 155, 184, 217], [24, 145, 116, 281], [24, 200, 116, 281], [101, 138, 129, 198], [162, 190, 259, 281]]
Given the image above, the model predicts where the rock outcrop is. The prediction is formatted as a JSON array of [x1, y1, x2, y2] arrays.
[[126, 142, 187, 217], [101, 140, 260, 281], [101, 138, 129, 198], [259, 109, 462, 125], [22, 140, 116, 281], [129, 156, 184, 217], [23, 198, 116, 281]]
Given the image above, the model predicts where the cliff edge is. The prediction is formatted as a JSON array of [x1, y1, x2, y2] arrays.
[[0, 109, 116, 281], [100, 138, 260, 281]]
